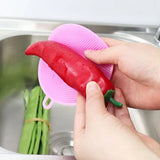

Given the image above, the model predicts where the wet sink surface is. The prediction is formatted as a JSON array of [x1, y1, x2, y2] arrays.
[[0, 20, 160, 159]]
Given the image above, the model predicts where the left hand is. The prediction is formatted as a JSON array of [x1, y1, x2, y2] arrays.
[[74, 81, 160, 160]]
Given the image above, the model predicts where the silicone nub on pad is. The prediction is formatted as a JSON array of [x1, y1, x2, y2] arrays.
[[38, 24, 113, 109]]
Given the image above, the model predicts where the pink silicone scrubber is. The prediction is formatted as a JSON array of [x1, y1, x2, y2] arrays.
[[38, 24, 113, 109]]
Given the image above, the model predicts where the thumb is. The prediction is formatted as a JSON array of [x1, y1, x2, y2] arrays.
[[85, 81, 108, 124]]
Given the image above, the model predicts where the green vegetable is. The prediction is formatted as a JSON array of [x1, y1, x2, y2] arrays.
[[39, 94, 50, 154], [28, 125, 37, 154], [18, 86, 50, 154], [33, 89, 43, 154], [19, 86, 40, 154]]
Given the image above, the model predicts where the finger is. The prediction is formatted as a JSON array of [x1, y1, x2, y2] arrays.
[[85, 81, 108, 125], [107, 102, 115, 116], [84, 45, 122, 65], [74, 93, 86, 137], [101, 37, 125, 47], [114, 88, 135, 130]]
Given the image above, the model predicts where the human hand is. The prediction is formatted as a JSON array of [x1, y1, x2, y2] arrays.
[[85, 38, 160, 109], [74, 81, 160, 160]]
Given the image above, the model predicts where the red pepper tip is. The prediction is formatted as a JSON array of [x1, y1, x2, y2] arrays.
[[25, 41, 46, 57]]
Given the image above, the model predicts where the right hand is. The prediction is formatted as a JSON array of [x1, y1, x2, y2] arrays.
[[74, 82, 160, 160], [85, 38, 160, 109]]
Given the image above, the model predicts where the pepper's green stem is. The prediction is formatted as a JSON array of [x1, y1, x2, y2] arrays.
[[104, 90, 123, 108]]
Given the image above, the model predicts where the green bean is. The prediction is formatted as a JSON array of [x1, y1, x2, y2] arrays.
[[33, 88, 43, 154], [28, 125, 37, 154], [19, 86, 50, 154], [39, 94, 50, 155], [19, 86, 40, 154]]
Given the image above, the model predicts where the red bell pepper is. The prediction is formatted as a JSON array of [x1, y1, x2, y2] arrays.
[[25, 41, 122, 107]]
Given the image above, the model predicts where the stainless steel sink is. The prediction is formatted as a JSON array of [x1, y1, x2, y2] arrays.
[[0, 18, 160, 160]]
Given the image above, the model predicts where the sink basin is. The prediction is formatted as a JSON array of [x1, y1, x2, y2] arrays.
[[0, 19, 160, 159]]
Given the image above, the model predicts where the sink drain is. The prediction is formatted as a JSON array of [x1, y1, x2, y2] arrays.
[[49, 132, 74, 156]]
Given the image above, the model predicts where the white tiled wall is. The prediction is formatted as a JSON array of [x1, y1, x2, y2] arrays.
[[0, 0, 159, 25]]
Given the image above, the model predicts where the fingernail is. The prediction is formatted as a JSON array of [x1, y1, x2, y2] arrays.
[[86, 81, 99, 92]]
